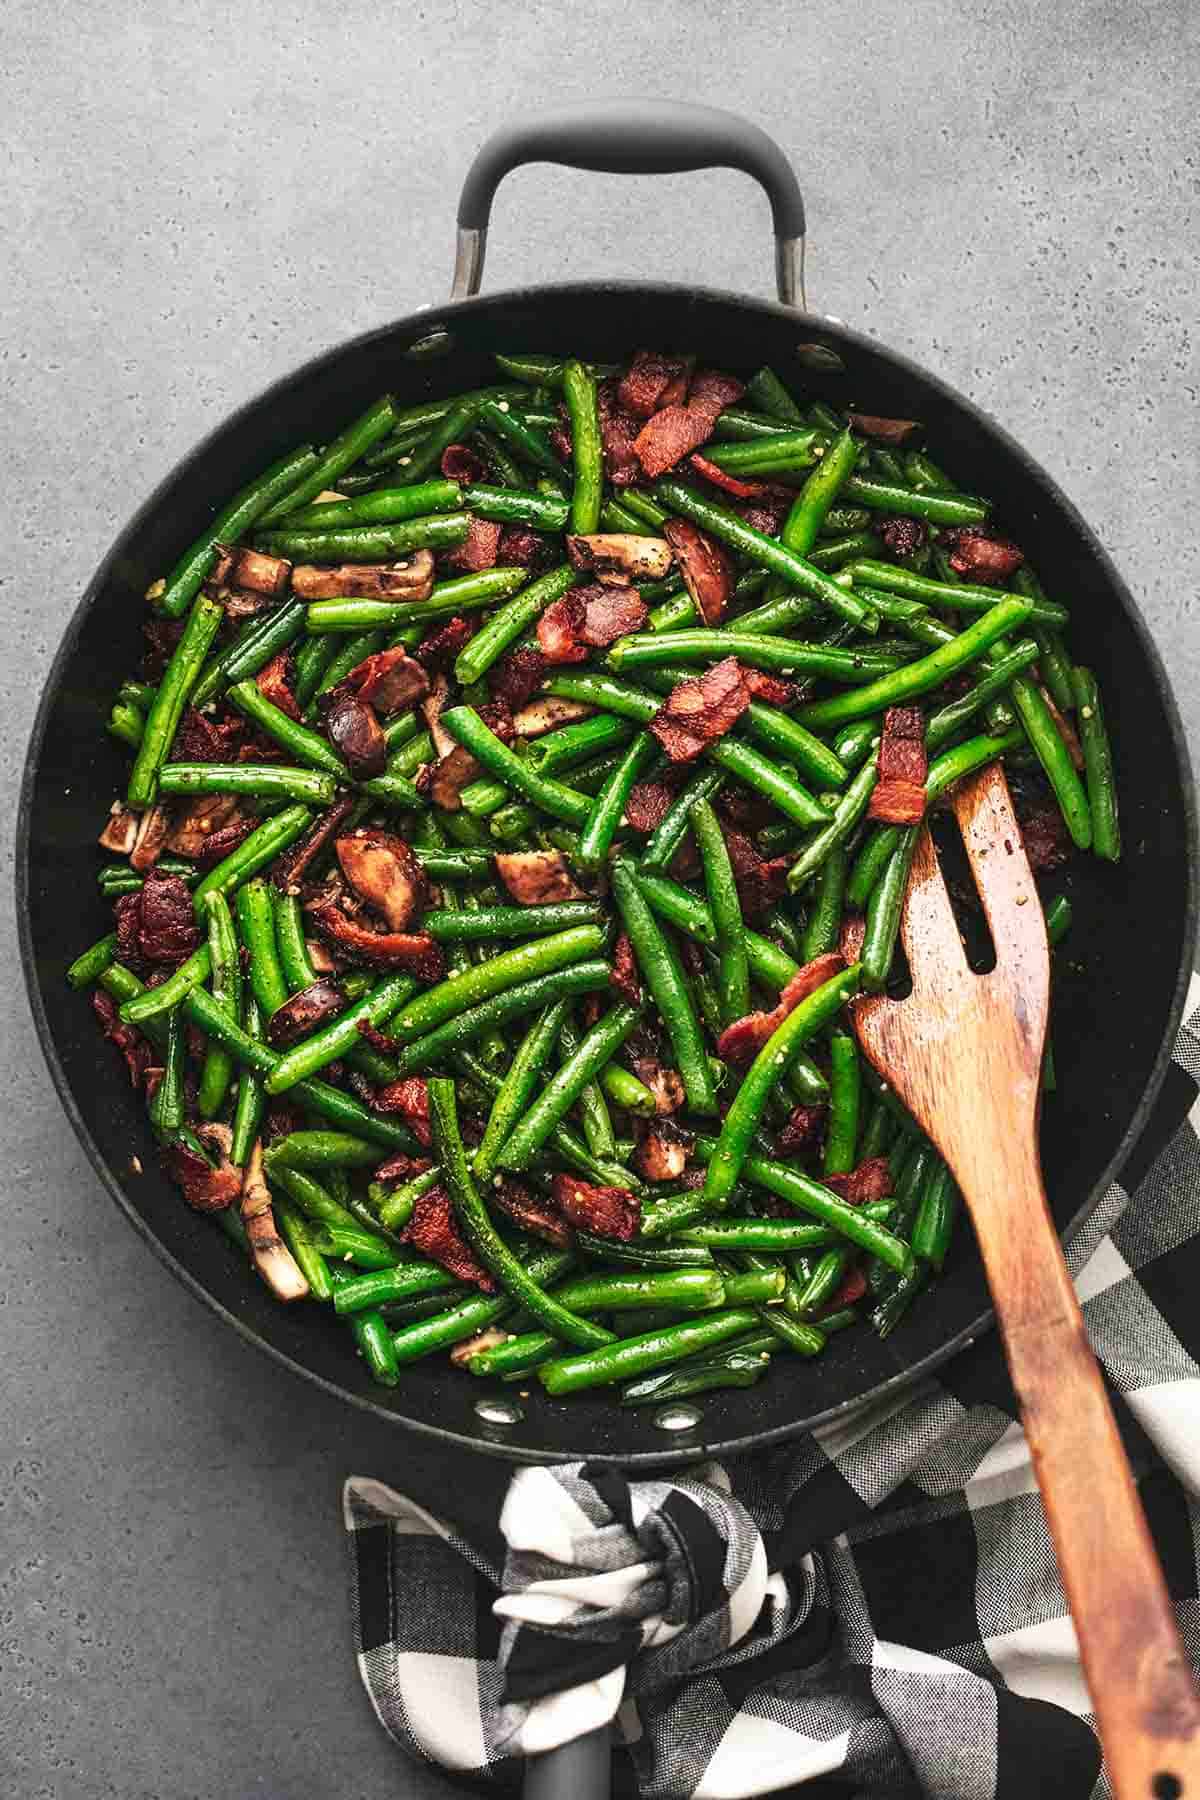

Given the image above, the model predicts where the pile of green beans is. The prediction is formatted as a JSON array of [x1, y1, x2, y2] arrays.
[[71, 348, 1115, 1406]]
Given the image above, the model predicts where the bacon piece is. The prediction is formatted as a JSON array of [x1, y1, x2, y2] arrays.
[[402, 1186, 495, 1291], [290, 552, 435, 601], [306, 899, 445, 979], [372, 1076, 432, 1147], [566, 533, 673, 583], [115, 869, 201, 970], [618, 350, 693, 418], [490, 645, 547, 709], [874, 514, 929, 561], [687, 452, 773, 500], [551, 1173, 640, 1242], [663, 519, 734, 626], [255, 650, 301, 721], [491, 1178, 574, 1248], [412, 617, 474, 676], [1010, 778, 1072, 872], [142, 615, 186, 679], [537, 584, 648, 663], [92, 990, 154, 1088], [267, 979, 346, 1046], [163, 1124, 242, 1213], [714, 786, 774, 833], [716, 952, 846, 1065], [824, 1157, 893, 1205], [742, 669, 797, 706], [625, 1049, 685, 1116], [372, 1151, 432, 1186], [494, 850, 586, 906], [271, 792, 356, 891], [848, 413, 920, 444], [733, 493, 793, 535], [497, 524, 544, 567], [624, 780, 675, 834], [213, 544, 292, 597], [939, 525, 1024, 584], [649, 655, 752, 762], [325, 691, 387, 778], [687, 370, 745, 428], [869, 705, 927, 824], [171, 707, 245, 765], [596, 379, 644, 486], [634, 1118, 689, 1183], [819, 1266, 869, 1313], [440, 442, 486, 483], [536, 592, 586, 664], [634, 369, 744, 474], [444, 515, 502, 574], [610, 931, 641, 1006], [336, 831, 429, 931], [194, 813, 259, 870], [721, 827, 790, 919], [344, 645, 429, 714], [776, 1102, 827, 1156], [512, 695, 594, 738]]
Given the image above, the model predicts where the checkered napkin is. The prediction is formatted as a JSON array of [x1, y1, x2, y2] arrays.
[[344, 986, 1200, 1798]]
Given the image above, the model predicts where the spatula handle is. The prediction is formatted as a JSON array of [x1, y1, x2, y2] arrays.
[[977, 1151, 1200, 1798]]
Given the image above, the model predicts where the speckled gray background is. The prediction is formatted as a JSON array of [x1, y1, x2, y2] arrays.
[[3, 1, 1197, 1794]]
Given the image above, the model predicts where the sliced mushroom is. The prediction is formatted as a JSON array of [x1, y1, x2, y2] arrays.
[[99, 803, 139, 855], [347, 646, 429, 715], [130, 802, 172, 872], [663, 518, 735, 626], [165, 792, 243, 858], [306, 937, 338, 974], [494, 850, 586, 905], [241, 1140, 309, 1301], [290, 551, 435, 601], [325, 691, 387, 778], [512, 695, 595, 738], [566, 532, 673, 583], [450, 1327, 510, 1367], [634, 1118, 690, 1182], [266, 978, 347, 1046], [848, 413, 921, 444], [429, 744, 481, 810], [421, 673, 455, 760], [336, 831, 429, 931], [213, 543, 293, 596]]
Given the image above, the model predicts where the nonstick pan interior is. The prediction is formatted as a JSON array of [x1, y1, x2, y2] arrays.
[[19, 283, 1197, 1466]]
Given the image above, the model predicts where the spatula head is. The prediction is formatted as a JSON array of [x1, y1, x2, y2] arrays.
[[852, 762, 1050, 1162]]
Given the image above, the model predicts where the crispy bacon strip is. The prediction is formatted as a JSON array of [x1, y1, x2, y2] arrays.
[[256, 651, 301, 721], [663, 518, 734, 625], [939, 525, 1024, 584], [609, 931, 641, 1006], [537, 585, 648, 664], [172, 707, 244, 764], [413, 617, 474, 675], [115, 869, 201, 969], [372, 1151, 432, 1186], [874, 514, 929, 560], [271, 792, 356, 891], [490, 645, 547, 710], [597, 379, 645, 485], [716, 952, 846, 1065], [496, 524, 544, 567], [649, 655, 753, 763], [624, 780, 675, 834], [372, 1076, 432, 1147], [823, 1156, 893, 1205], [776, 1102, 827, 1155], [440, 442, 487, 483], [551, 1173, 640, 1242], [631, 369, 744, 479], [403, 1185, 495, 1290], [868, 705, 927, 824], [344, 645, 429, 714], [491, 1178, 574, 1248], [306, 898, 445, 979], [92, 990, 154, 1088], [444, 516, 502, 573], [618, 350, 693, 418], [163, 1124, 243, 1213], [290, 552, 435, 601], [494, 850, 586, 906], [848, 413, 920, 444], [687, 452, 772, 500]]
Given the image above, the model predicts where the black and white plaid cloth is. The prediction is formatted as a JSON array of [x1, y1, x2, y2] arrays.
[[344, 984, 1200, 1798]]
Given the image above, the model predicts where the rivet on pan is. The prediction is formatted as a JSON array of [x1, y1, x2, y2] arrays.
[[652, 1403, 703, 1434], [794, 342, 846, 373], [474, 1396, 524, 1427], [405, 328, 455, 361]]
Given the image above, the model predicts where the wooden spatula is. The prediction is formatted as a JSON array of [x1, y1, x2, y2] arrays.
[[852, 761, 1200, 1800]]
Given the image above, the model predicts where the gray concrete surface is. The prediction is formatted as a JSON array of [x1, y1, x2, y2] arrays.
[[2, 0, 1197, 1793]]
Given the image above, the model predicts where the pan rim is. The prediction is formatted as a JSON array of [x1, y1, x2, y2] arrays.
[[16, 277, 1199, 1467]]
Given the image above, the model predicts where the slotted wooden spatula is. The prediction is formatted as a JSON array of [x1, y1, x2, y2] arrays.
[[852, 761, 1200, 1800]]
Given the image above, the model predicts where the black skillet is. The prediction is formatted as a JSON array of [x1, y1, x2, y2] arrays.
[[18, 103, 1197, 1485]]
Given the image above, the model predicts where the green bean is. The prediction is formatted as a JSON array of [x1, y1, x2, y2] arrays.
[[619, 1345, 774, 1404], [306, 566, 530, 634], [846, 559, 1067, 627], [561, 361, 603, 532], [821, 506, 873, 534], [630, 872, 713, 946], [472, 424, 530, 487], [711, 407, 797, 441], [744, 366, 805, 423], [675, 1217, 885, 1251], [473, 1000, 569, 1181], [793, 599, 1032, 731], [609, 631, 905, 682], [786, 758, 879, 892], [461, 483, 570, 530], [710, 738, 830, 829], [654, 480, 877, 632], [439, 706, 591, 826], [526, 711, 636, 776], [269, 1131, 382, 1171], [476, 397, 566, 481], [422, 902, 600, 942], [824, 1031, 861, 1173], [791, 1249, 848, 1318], [151, 1006, 187, 1138], [539, 1308, 760, 1395], [704, 430, 823, 474], [390, 1248, 573, 1363], [1070, 667, 1120, 860], [752, 1307, 827, 1357], [264, 1162, 397, 1263], [158, 763, 337, 807], [331, 1257, 460, 1315], [639, 766, 723, 873], [257, 397, 398, 523], [386, 924, 603, 1045], [227, 681, 348, 776], [272, 479, 461, 529], [273, 1197, 333, 1301], [923, 640, 1042, 751], [832, 720, 879, 771], [871, 1262, 926, 1337], [1008, 673, 1092, 849], [255, 513, 469, 563], [193, 599, 309, 710], [230, 998, 265, 1167], [363, 390, 525, 466], [264, 972, 415, 1094], [292, 635, 340, 711], [192, 805, 313, 905], [807, 532, 880, 571], [611, 860, 716, 1115], [556, 1007, 618, 1161], [310, 628, 387, 705], [493, 353, 617, 388], [694, 1138, 913, 1271], [1044, 893, 1072, 948], [451, 564, 576, 685], [271, 891, 317, 993], [838, 475, 988, 526], [429, 1076, 610, 1347], [197, 890, 242, 1118], [576, 730, 655, 871], [800, 844, 846, 959], [119, 945, 212, 1024], [860, 825, 919, 992], [155, 445, 318, 618], [590, 1064, 653, 1119], [912, 1161, 958, 1269], [127, 590, 226, 806], [846, 826, 896, 909], [235, 877, 290, 1019], [777, 427, 861, 561], [565, 751, 629, 797], [487, 801, 537, 844], [67, 932, 118, 990], [475, 1266, 726, 1379], [692, 800, 749, 1025], [328, 1268, 400, 1386], [496, 1004, 640, 1172], [732, 592, 823, 636], [702, 963, 862, 1208]]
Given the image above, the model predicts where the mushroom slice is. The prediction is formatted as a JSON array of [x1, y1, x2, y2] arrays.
[[566, 533, 673, 583], [336, 831, 429, 931], [241, 1140, 309, 1301]]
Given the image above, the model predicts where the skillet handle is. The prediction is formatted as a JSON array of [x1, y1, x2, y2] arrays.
[[452, 99, 806, 307], [521, 1725, 612, 1800]]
